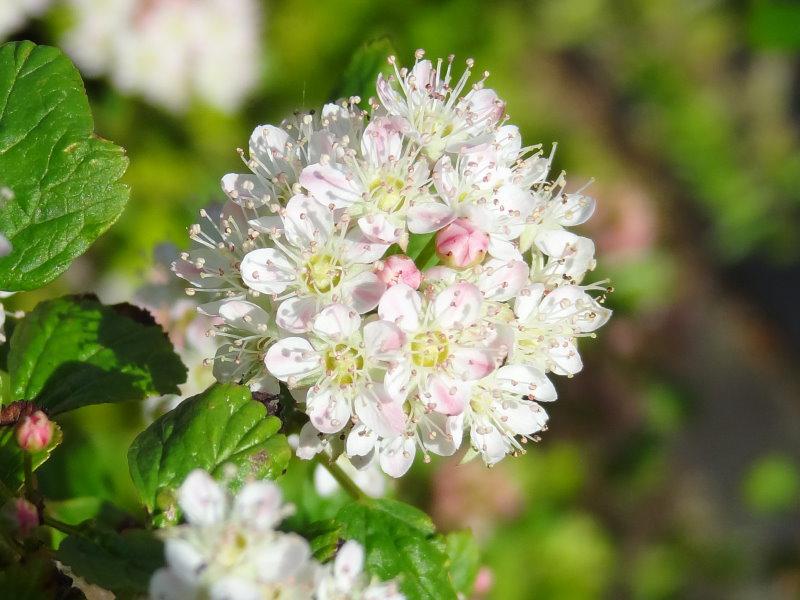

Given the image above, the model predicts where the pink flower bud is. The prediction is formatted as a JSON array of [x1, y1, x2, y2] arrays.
[[473, 566, 494, 595], [376, 254, 422, 289], [16, 411, 53, 452], [435, 218, 489, 268], [4, 498, 39, 537]]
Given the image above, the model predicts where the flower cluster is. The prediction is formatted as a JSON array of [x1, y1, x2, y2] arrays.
[[149, 470, 403, 600], [175, 51, 611, 477], [62, 0, 262, 113]]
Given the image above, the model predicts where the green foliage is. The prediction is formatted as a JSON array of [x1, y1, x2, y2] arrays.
[[336, 499, 458, 600], [0, 419, 62, 493], [742, 454, 800, 515], [6, 296, 186, 414], [444, 530, 480, 596], [332, 38, 395, 104], [128, 383, 291, 526], [0, 554, 87, 599], [55, 529, 164, 599], [307, 518, 344, 563], [749, 0, 800, 49], [0, 42, 129, 291]]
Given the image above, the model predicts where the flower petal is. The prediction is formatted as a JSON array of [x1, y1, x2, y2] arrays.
[[306, 386, 352, 433], [276, 296, 318, 333], [313, 303, 361, 340], [434, 282, 483, 329], [218, 300, 272, 333], [406, 202, 456, 233], [450, 347, 496, 380], [495, 364, 557, 402], [177, 469, 226, 526], [296, 421, 325, 460], [299, 164, 361, 209], [361, 117, 404, 166], [265, 337, 319, 381], [378, 283, 422, 331], [342, 271, 386, 313], [233, 481, 283, 530], [363, 320, 406, 362], [346, 423, 377, 457], [240, 248, 294, 295], [379, 435, 415, 478], [479, 259, 529, 301], [421, 374, 469, 416], [283, 194, 334, 247]]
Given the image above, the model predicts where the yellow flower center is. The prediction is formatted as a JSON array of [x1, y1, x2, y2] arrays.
[[370, 176, 406, 213], [324, 343, 364, 385], [304, 253, 341, 293], [410, 330, 449, 368]]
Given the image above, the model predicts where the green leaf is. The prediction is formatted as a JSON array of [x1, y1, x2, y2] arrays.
[[444, 530, 480, 596], [128, 383, 291, 526], [406, 232, 439, 269], [333, 38, 395, 104], [55, 529, 164, 599], [0, 419, 62, 493], [0, 554, 87, 599], [307, 518, 343, 563], [0, 41, 129, 291], [6, 296, 186, 414], [336, 499, 457, 600]]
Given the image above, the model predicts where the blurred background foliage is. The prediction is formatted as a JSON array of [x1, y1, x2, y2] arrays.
[[5, 0, 800, 597]]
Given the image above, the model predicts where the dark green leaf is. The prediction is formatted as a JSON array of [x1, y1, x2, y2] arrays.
[[56, 529, 163, 599], [0, 554, 87, 599], [128, 383, 291, 526], [308, 518, 343, 562], [406, 232, 439, 269], [336, 499, 457, 600], [6, 295, 186, 414], [0, 421, 62, 493], [0, 41, 129, 291], [333, 38, 395, 104], [444, 530, 480, 596]]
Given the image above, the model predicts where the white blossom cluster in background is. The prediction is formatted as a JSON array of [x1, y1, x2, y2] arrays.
[[61, 0, 262, 113], [0, 0, 51, 40], [149, 470, 403, 600], [174, 51, 612, 478]]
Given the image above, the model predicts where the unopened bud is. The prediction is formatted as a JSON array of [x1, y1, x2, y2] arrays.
[[16, 411, 53, 452], [435, 218, 489, 268], [3, 498, 39, 537], [376, 255, 422, 289]]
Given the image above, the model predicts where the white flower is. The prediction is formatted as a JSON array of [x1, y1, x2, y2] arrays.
[[240, 196, 386, 332], [373, 282, 500, 413], [301, 116, 434, 247], [315, 540, 405, 600], [510, 284, 612, 376], [458, 365, 555, 465], [62, 0, 262, 113], [265, 303, 406, 436], [314, 455, 387, 498], [377, 51, 505, 160]]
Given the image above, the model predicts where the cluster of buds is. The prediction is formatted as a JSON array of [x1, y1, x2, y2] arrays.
[[175, 50, 611, 477]]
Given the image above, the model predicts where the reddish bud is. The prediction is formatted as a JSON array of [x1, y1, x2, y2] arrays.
[[16, 410, 53, 452], [3, 498, 39, 537], [435, 218, 489, 268], [376, 255, 422, 289]]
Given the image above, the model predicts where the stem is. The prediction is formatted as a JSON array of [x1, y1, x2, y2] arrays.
[[42, 515, 84, 538], [314, 456, 368, 502], [22, 453, 34, 500]]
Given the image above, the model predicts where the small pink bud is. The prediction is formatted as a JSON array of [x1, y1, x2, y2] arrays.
[[473, 566, 494, 595], [4, 498, 39, 537], [376, 255, 422, 289], [16, 411, 53, 452], [435, 218, 489, 268]]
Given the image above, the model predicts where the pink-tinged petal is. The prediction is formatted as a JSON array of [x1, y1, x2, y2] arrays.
[[296, 421, 324, 460], [177, 470, 226, 526], [378, 283, 422, 332], [421, 374, 469, 416], [379, 435, 416, 478], [240, 248, 294, 294], [375, 254, 422, 289], [498, 400, 549, 437], [451, 347, 496, 380], [346, 423, 377, 457], [342, 271, 386, 313], [495, 364, 557, 402], [342, 229, 391, 263], [313, 303, 361, 341], [221, 173, 270, 207], [363, 320, 406, 362], [534, 228, 581, 258], [548, 337, 583, 376], [283, 194, 334, 247], [556, 192, 596, 226], [479, 259, 529, 301], [358, 214, 401, 245], [432, 155, 458, 202], [265, 337, 319, 381], [435, 218, 490, 268], [422, 265, 456, 284], [355, 384, 407, 437], [420, 412, 463, 456], [384, 361, 412, 403], [462, 87, 505, 131], [493, 125, 522, 163], [514, 283, 546, 321], [487, 235, 523, 261], [376, 73, 405, 115], [406, 203, 456, 233], [361, 117, 404, 166], [218, 300, 271, 333], [233, 481, 283, 530], [249, 124, 289, 157], [306, 386, 351, 433], [410, 59, 435, 88], [433, 282, 483, 329], [275, 296, 318, 333], [299, 163, 361, 209], [335, 541, 365, 588]]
